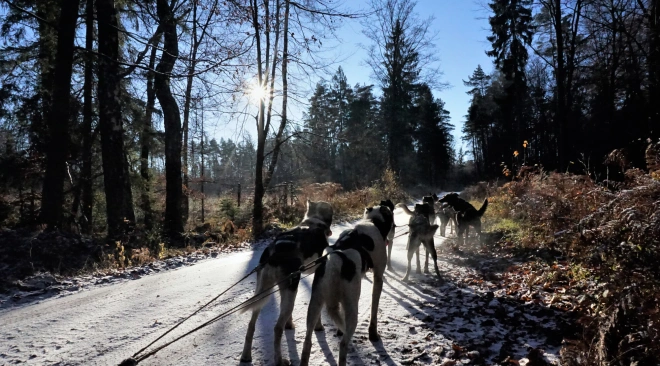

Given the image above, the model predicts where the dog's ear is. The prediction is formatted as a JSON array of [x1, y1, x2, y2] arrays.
[[366, 207, 373, 212]]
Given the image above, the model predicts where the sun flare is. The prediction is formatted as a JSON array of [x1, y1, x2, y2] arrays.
[[248, 81, 268, 104]]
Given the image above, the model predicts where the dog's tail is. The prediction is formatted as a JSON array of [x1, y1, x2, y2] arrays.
[[477, 198, 489, 217], [395, 203, 413, 216], [239, 268, 271, 313]]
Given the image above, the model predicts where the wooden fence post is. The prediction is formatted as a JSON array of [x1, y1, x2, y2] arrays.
[[289, 183, 294, 206]]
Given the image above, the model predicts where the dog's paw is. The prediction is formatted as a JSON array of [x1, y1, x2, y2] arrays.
[[314, 323, 325, 332], [336, 329, 344, 337], [285, 321, 295, 330], [239, 356, 252, 363], [368, 331, 381, 342], [275, 358, 291, 366]]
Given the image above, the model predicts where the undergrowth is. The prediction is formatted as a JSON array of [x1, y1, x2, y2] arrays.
[[0, 168, 408, 287], [475, 163, 660, 365], [267, 167, 409, 226]]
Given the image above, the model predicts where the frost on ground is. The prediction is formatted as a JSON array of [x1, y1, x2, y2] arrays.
[[0, 211, 570, 365]]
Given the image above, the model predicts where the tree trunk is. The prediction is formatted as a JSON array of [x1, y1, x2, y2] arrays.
[[80, 0, 95, 234], [252, 0, 267, 236], [39, 0, 81, 229], [264, 0, 288, 190], [35, 0, 58, 152], [264, 0, 280, 137], [648, 0, 660, 137], [139, 31, 161, 231], [200, 102, 205, 224], [552, 0, 567, 171], [155, 0, 184, 240], [182, 0, 218, 224], [181, 1, 199, 222], [564, 0, 582, 165], [253, 136, 266, 235], [97, 0, 136, 238], [182, 1, 198, 225]]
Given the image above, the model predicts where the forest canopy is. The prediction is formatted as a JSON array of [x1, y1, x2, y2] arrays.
[[0, 0, 453, 239]]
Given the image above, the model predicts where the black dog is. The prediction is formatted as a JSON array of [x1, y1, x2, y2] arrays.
[[438, 193, 488, 245], [422, 194, 437, 226]]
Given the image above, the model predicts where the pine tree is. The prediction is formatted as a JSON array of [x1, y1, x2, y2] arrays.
[[302, 82, 333, 182], [327, 67, 353, 186], [486, 0, 534, 159], [413, 84, 453, 187], [344, 84, 383, 188], [381, 18, 421, 181], [97, 0, 136, 238], [463, 65, 493, 174], [39, 0, 81, 229], [463, 65, 491, 98], [154, 0, 184, 241]]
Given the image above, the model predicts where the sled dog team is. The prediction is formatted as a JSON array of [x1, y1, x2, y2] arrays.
[[240, 193, 488, 366]]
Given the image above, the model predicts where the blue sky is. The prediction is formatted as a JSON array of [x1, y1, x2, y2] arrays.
[[215, 0, 495, 153]]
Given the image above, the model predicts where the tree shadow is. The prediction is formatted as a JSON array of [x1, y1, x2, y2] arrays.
[[441, 230, 565, 272], [379, 262, 574, 364], [370, 339, 398, 366]]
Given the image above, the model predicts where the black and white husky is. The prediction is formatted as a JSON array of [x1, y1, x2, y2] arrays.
[[300, 204, 394, 366], [240, 200, 333, 365], [395, 203, 441, 282], [379, 199, 397, 271]]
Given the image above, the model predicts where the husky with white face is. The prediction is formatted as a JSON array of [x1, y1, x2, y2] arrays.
[[240, 200, 333, 366], [300, 204, 394, 366]]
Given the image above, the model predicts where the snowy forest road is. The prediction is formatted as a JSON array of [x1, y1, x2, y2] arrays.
[[0, 208, 566, 365]]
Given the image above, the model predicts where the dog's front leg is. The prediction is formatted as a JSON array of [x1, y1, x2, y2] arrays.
[[402, 245, 414, 282], [415, 247, 422, 274], [427, 241, 442, 280], [475, 222, 482, 246], [457, 224, 466, 246], [285, 315, 294, 330], [368, 272, 384, 341], [387, 238, 394, 271]]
